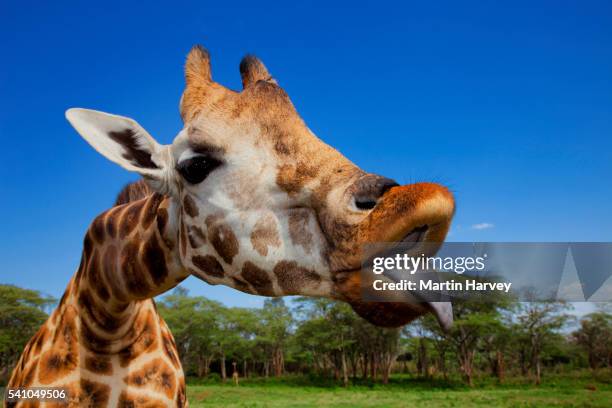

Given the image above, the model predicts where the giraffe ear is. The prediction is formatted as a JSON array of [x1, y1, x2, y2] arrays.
[[66, 108, 172, 192]]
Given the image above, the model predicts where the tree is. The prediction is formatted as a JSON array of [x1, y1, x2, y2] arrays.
[[516, 301, 571, 385], [0, 284, 55, 383], [256, 298, 293, 377], [420, 277, 515, 386], [293, 298, 355, 384], [572, 311, 612, 369], [157, 287, 223, 377]]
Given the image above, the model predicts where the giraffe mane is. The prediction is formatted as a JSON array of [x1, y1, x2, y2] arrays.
[[114, 179, 153, 206]]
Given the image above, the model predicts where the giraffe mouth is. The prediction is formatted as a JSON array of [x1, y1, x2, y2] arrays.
[[330, 182, 455, 330], [360, 224, 434, 266], [402, 225, 429, 244], [334, 225, 454, 331]]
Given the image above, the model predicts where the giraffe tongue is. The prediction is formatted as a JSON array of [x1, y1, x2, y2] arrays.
[[428, 302, 453, 331], [382, 267, 454, 331]]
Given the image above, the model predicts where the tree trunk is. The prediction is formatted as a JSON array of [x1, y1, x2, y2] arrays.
[[531, 337, 541, 385], [371, 354, 378, 381], [418, 338, 429, 377], [496, 351, 505, 383], [197, 355, 211, 378], [534, 358, 541, 385], [439, 351, 448, 380], [220, 353, 227, 381], [349, 353, 358, 380], [520, 349, 528, 376], [272, 348, 284, 377], [341, 349, 349, 387], [382, 358, 391, 384], [459, 344, 474, 386]]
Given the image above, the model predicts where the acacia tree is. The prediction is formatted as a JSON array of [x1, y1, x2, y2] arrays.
[[420, 281, 514, 386], [572, 311, 612, 370], [0, 284, 55, 383], [293, 298, 351, 381], [257, 298, 292, 377], [293, 298, 402, 385], [516, 301, 571, 385], [157, 287, 223, 377]]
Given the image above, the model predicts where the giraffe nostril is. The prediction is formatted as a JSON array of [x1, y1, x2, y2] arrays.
[[352, 175, 399, 211], [355, 197, 378, 210]]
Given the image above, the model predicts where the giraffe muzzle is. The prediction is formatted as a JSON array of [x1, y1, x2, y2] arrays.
[[332, 182, 455, 329]]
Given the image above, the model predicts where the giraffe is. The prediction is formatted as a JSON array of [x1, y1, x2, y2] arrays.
[[6, 44, 455, 407]]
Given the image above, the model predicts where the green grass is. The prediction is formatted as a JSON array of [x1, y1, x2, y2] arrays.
[[186, 370, 612, 407]]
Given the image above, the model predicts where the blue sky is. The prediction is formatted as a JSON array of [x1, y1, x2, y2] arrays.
[[1, 1, 611, 309]]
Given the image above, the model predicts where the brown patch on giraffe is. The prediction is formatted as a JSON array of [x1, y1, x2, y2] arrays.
[[79, 378, 111, 406], [142, 233, 169, 286], [103, 244, 128, 302], [180, 220, 187, 257], [276, 162, 318, 195], [84, 354, 113, 375], [241, 261, 274, 295], [108, 128, 160, 169], [121, 241, 152, 298], [250, 214, 281, 256], [50, 309, 60, 326], [192, 255, 225, 278], [83, 233, 94, 260], [87, 250, 111, 302], [183, 195, 199, 218], [161, 331, 181, 369], [288, 210, 314, 253], [274, 260, 321, 294], [206, 215, 239, 264], [105, 205, 122, 238], [118, 309, 158, 367], [157, 207, 168, 232], [176, 378, 187, 408], [188, 225, 207, 248], [118, 391, 167, 408], [33, 325, 49, 355], [78, 288, 124, 332], [45, 382, 80, 407], [119, 199, 145, 238], [18, 401, 39, 408], [80, 319, 114, 352], [17, 344, 32, 375], [20, 358, 38, 387], [57, 287, 69, 310], [38, 307, 79, 384], [156, 206, 174, 250], [232, 277, 251, 293], [90, 213, 106, 243], [142, 193, 164, 228], [123, 357, 176, 399], [274, 138, 290, 156]]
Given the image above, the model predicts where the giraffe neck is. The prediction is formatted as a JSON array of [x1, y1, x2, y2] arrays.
[[6, 193, 188, 406], [71, 193, 188, 353]]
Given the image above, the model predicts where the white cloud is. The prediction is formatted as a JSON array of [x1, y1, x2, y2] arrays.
[[471, 222, 494, 230]]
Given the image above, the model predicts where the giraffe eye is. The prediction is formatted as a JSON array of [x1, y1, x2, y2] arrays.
[[176, 155, 222, 184]]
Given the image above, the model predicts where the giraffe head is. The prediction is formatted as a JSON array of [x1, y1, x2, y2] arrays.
[[66, 45, 455, 330]]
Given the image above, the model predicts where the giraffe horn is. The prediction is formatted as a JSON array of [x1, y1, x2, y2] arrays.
[[185, 44, 212, 85], [180, 45, 215, 121], [239, 55, 272, 89]]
